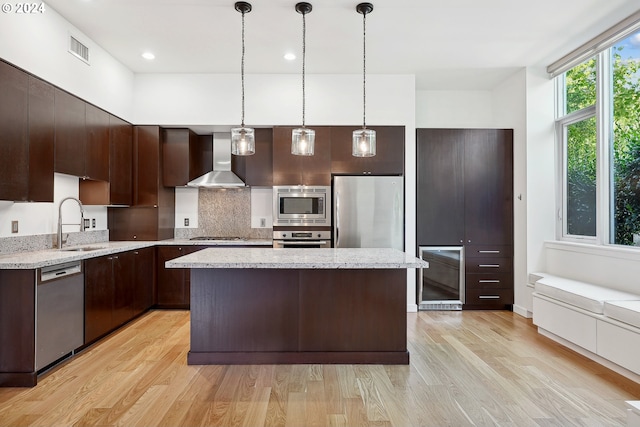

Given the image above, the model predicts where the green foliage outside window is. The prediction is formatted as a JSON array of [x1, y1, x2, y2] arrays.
[[564, 42, 640, 245]]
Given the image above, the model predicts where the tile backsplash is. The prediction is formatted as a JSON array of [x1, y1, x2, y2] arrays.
[[175, 187, 272, 240]]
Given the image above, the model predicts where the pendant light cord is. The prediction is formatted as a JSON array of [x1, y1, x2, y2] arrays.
[[302, 11, 307, 128], [362, 10, 367, 130], [240, 9, 247, 128]]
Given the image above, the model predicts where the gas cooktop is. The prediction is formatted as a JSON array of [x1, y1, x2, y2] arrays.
[[189, 236, 247, 241]]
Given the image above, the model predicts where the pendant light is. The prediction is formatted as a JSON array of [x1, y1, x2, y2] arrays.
[[291, 2, 315, 156], [231, 1, 255, 156], [352, 2, 376, 157]]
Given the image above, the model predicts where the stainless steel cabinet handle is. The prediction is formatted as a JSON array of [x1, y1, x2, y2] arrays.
[[478, 250, 500, 254], [479, 280, 500, 283], [479, 295, 500, 299], [479, 264, 500, 268]]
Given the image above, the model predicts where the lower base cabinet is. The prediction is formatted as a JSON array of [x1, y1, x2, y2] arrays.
[[156, 246, 201, 308], [85, 248, 155, 344]]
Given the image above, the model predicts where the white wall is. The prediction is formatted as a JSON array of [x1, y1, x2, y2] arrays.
[[492, 69, 529, 317], [0, 5, 134, 120], [416, 90, 493, 128]]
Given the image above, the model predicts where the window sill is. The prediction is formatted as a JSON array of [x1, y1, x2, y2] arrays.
[[545, 240, 640, 262]]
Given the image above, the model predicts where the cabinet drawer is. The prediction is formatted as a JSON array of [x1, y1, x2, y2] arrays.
[[465, 257, 512, 273], [465, 273, 512, 290], [465, 245, 512, 258], [464, 288, 513, 306]]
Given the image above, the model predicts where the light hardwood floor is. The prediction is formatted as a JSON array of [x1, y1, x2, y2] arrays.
[[1, 309, 639, 426]]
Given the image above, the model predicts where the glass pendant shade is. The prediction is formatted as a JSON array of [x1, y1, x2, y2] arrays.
[[291, 127, 315, 156], [352, 128, 376, 157], [231, 127, 255, 156]]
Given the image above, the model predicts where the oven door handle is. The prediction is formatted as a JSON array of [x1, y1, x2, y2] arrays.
[[274, 240, 328, 245]]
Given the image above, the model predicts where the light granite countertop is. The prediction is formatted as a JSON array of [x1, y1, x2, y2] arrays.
[[0, 239, 273, 269], [166, 247, 429, 269]]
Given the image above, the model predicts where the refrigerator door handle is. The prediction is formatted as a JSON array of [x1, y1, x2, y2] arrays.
[[334, 192, 340, 247]]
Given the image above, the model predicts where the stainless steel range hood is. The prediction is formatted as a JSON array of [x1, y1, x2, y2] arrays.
[[187, 132, 246, 188]]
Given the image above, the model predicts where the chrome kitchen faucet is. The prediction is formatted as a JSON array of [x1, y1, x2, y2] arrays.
[[57, 197, 85, 249]]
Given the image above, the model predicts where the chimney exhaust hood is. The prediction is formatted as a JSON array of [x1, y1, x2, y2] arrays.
[[187, 132, 246, 188]]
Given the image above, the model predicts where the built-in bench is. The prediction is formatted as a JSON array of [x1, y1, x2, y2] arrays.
[[532, 273, 640, 383]]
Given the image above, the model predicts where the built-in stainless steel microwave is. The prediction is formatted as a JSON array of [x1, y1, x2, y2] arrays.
[[273, 185, 331, 226]]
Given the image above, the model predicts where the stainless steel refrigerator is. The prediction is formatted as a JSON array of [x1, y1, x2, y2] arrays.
[[333, 176, 404, 250]]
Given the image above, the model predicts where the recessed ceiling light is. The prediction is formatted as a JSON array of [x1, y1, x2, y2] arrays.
[[284, 52, 296, 61], [142, 52, 155, 60]]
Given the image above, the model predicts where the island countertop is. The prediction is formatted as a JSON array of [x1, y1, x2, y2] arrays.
[[166, 247, 428, 269]]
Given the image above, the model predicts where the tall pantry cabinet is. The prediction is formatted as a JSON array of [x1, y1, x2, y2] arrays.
[[416, 128, 514, 309]]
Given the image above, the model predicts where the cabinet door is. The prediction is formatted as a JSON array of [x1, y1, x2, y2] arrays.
[[84, 256, 113, 343], [162, 128, 211, 186], [133, 126, 161, 206], [132, 247, 155, 316], [272, 126, 302, 185], [54, 89, 86, 177], [273, 126, 331, 185], [231, 128, 273, 186], [27, 77, 55, 202], [463, 129, 513, 245], [416, 129, 465, 245], [156, 246, 194, 308], [84, 103, 110, 181], [331, 126, 404, 175], [109, 116, 133, 205], [111, 251, 135, 328], [0, 61, 29, 201]]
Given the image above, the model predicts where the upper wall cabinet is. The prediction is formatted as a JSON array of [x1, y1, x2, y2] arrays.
[[79, 114, 133, 206], [162, 128, 212, 187], [54, 88, 86, 177], [331, 126, 405, 175], [231, 128, 273, 187], [0, 60, 54, 202], [272, 126, 332, 186]]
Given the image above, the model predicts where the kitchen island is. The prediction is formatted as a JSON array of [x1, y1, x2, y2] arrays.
[[166, 247, 428, 365]]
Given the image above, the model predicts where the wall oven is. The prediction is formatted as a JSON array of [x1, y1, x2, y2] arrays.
[[273, 185, 330, 226], [273, 230, 331, 248]]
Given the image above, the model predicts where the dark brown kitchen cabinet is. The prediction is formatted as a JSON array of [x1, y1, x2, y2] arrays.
[[416, 128, 513, 310], [54, 88, 86, 177], [84, 251, 137, 344], [272, 126, 332, 185], [84, 103, 110, 182], [156, 246, 201, 308], [0, 60, 28, 201], [79, 115, 133, 206], [132, 247, 155, 316], [331, 126, 405, 175], [231, 128, 273, 186], [27, 76, 55, 202], [0, 269, 37, 387], [162, 128, 212, 187], [0, 60, 55, 202], [108, 126, 175, 241]]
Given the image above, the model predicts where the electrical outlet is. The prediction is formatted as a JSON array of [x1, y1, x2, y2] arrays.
[[184, 218, 190, 227], [260, 217, 266, 227], [83, 218, 90, 230], [11, 221, 18, 234], [92, 218, 96, 228]]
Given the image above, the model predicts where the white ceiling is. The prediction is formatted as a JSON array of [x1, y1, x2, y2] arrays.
[[46, 0, 640, 90]]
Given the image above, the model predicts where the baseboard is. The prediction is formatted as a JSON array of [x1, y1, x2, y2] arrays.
[[407, 303, 418, 313], [513, 304, 532, 318]]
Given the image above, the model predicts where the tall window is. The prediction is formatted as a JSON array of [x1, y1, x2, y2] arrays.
[[611, 33, 640, 245], [556, 30, 640, 246]]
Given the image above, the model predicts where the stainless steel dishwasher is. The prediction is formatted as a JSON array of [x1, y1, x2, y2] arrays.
[[36, 261, 84, 371]]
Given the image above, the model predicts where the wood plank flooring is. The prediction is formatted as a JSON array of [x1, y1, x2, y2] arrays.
[[1, 309, 639, 426]]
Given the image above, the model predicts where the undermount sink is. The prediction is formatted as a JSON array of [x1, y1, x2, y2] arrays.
[[60, 246, 104, 252]]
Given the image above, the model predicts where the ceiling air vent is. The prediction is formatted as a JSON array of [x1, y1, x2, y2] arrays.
[[68, 35, 90, 64]]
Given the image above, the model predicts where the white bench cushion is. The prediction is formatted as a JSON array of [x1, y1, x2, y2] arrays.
[[534, 274, 640, 314], [603, 300, 640, 329]]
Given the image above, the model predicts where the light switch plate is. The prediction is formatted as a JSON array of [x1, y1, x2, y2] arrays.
[[11, 221, 18, 233]]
